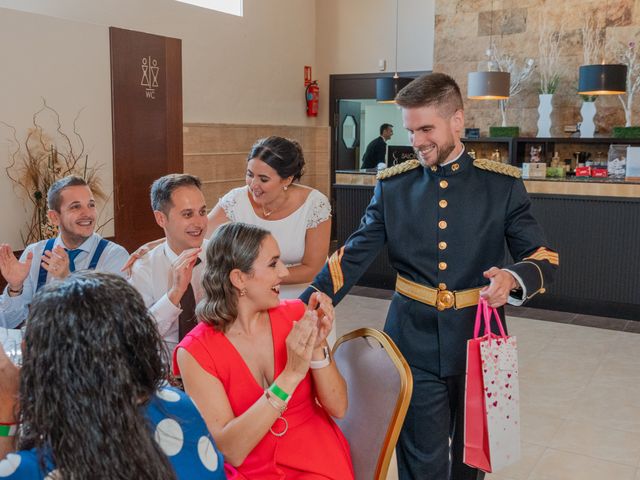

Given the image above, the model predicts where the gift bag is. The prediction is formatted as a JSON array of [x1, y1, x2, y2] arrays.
[[463, 298, 521, 473]]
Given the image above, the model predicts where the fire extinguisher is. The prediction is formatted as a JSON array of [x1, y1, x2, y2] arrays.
[[304, 66, 319, 117]]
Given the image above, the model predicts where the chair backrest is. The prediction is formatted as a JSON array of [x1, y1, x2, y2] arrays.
[[333, 328, 413, 480]]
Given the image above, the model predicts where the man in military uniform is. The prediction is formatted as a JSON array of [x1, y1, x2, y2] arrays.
[[300, 73, 558, 479]]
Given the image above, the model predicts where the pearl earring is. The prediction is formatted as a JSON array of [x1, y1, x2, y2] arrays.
[[283, 185, 288, 191], [239, 288, 247, 297]]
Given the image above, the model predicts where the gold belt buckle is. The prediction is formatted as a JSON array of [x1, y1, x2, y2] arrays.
[[436, 290, 455, 311]]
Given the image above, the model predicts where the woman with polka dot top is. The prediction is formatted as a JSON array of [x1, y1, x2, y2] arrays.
[[0, 272, 228, 480]]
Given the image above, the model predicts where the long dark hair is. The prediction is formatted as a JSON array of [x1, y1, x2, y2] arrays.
[[18, 271, 176, 479], [197, 222, 270, 332]]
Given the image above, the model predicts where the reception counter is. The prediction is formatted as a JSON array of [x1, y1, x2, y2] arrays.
[[333, 170, 640, 319]]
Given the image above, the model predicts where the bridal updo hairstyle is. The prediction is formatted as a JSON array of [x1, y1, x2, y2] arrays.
[[247, 136, 305, 181]]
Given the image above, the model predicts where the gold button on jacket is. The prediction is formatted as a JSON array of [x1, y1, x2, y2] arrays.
[[440, 180, 448, 189], [438, 220, 447, 229], [439, 241, 447, 250], [438, 262, 447, 270], [439, 200, 448, 208]]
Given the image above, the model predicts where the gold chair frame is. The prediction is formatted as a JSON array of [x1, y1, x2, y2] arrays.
[[333, 328, 413, 480]]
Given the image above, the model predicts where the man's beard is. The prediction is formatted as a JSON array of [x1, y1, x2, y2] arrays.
[[415, 141, 456, 167]]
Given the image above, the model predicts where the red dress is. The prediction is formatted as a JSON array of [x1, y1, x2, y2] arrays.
[[173, 300, 354, 479]]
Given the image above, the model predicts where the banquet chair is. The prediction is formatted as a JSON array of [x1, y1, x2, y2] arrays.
[[332, 328, 413, 480]]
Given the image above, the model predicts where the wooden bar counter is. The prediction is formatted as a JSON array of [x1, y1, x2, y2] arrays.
[[333, 170, 640, 320]]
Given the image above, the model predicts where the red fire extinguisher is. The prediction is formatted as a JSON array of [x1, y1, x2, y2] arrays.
[[304, 66, 319, 117]]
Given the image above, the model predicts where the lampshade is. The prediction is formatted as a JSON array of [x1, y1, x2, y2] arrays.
[[467, 71, 510, 100], [376, 76, 413, 103], [578, 64, 627, 95]]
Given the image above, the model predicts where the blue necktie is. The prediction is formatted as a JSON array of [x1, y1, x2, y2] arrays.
[[65, 249, 83, 272]]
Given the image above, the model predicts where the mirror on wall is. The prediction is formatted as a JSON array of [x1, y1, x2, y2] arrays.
[[336, 99, 412, 170]]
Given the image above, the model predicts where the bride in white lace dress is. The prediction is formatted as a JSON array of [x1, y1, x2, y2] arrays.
[[123, 137, 334, 341], [207, 136, 335, 340]]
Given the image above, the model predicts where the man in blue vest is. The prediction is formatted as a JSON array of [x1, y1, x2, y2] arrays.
[[0, 176, 129, 328]]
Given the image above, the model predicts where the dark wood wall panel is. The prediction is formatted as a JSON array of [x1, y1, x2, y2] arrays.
[[110, 27, 183, 252]]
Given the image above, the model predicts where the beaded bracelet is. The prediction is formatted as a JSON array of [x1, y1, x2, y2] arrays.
[[264, 390, 287, 415]]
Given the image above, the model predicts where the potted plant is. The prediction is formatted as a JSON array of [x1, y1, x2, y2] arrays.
[[536, 14, 563, 137], [577, 14, 605, 138]]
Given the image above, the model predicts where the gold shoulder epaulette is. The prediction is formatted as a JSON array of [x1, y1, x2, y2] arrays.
[[473, 158, 522, 179], [376, 159, 421, 180]]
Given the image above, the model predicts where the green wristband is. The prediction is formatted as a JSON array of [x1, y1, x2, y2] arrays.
[[269, 383, 290, 403], [0, 424, 17, 437]]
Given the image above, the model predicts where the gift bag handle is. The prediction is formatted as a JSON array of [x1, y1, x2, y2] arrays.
[[473, 297, 507, 339]]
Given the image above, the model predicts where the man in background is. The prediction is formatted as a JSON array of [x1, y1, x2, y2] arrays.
[[361, 123, 393, 169]]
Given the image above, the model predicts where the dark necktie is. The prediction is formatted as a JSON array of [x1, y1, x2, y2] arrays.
[[65, 249, 83, 272], [178, 258, 202, 340]]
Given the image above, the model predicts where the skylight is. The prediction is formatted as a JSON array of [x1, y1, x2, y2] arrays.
[[175, 0, 243, 16]]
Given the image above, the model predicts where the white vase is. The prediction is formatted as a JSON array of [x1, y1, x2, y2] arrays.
[[580, 101, 596, 138], [537, 94, 553, 137]]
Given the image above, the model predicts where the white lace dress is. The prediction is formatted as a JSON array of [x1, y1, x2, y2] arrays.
[[219, 185, 332, 300]]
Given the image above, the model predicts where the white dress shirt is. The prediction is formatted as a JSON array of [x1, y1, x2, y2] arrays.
[[128, 241, 207, 353], [1, 233, 129, 328]]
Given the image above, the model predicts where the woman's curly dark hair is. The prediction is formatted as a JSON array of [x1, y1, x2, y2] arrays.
[[18, 271, 176, 479], [197, 222, 270, 332]]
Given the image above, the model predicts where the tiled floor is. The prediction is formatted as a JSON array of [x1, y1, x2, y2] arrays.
[[335, 288, 640, 480]]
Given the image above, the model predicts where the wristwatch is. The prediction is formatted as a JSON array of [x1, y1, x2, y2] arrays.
[[310, 346, 331, 369]]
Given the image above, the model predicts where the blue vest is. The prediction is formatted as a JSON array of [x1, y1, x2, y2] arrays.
[[36, 237, 110, 291]]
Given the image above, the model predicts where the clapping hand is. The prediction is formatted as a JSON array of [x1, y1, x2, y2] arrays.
[[0, 244, 32, 292], [307, 292, 334, 347], [283, 311, 319, 382], [41, 245, 71, 279], [167, 248, 201, 306]]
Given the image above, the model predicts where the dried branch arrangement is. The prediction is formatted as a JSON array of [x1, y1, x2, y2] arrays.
[[489, 43, 535, 126], [582, 13, 604, 66], [537, 13, 564, 94], [2, 99, 109, 246], [613, 39, 640, 127]]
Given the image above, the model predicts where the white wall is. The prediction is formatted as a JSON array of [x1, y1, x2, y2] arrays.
[[0, 0, 317, 126], [0, 8, 113, 248], [315, 0, 435, 123]]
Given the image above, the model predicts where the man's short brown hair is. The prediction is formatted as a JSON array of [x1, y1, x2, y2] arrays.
[[150, 174, 202, 215], [47, 176, 89, 212], [395, 73, 464, 118]]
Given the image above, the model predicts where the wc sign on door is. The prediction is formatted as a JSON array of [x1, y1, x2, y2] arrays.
[[141, 56, 160, 99]]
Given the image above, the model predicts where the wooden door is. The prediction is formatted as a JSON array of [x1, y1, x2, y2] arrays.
[[110, 27, 183, 252]]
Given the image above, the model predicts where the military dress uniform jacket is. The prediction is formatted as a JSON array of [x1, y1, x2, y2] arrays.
[[301, 152, 558, 377]]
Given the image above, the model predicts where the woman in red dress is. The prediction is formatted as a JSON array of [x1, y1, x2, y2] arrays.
[[173, 222, 354, 479]]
